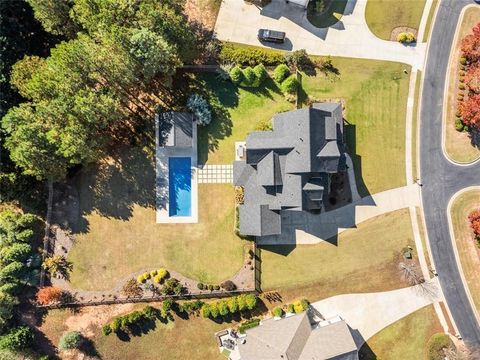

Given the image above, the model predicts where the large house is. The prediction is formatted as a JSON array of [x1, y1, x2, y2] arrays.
[[237, 311, 359, 360], [233, 103, 346, 237]]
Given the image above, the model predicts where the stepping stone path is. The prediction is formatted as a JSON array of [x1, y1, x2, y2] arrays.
[[198, 164, 233, 184]]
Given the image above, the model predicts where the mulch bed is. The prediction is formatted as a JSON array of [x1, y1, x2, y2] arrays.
[[390, 26, 418, 42]]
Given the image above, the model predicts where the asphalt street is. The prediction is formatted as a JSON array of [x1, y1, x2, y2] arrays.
[[420, 0, 480, 348]]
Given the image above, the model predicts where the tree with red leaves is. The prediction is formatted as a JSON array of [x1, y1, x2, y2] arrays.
[[466, 64, 480, 94], [461, 22, 480, 62], [460, 94, 480, 129], [36, 286, 62, 305], [469, 209, 480, 239]]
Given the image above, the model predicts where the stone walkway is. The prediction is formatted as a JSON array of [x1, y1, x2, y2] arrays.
[[198, 164, 233, 184], [215, 0, 427, 70], [311, 279, 441, 345]]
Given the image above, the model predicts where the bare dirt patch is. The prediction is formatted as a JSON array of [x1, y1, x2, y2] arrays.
[[185, 0, 222, 31], [390, 26, 418, 41]]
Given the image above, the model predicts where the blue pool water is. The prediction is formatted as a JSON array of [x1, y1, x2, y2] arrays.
[[168, 157, 192, 217]]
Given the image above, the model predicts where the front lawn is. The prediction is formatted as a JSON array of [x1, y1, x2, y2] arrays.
[[359, 305, 442, 359], [450, 189, 480, 312], [365, 0, 426, 40], [301, 57, 410, 196], [67, 145, 248, 291], [260, 208, 418, 303], [197, 75, 294, 164]]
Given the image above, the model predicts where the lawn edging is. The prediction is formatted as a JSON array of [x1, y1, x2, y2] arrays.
[[446, 186, 480, 328], [441, 5, 480, 166]]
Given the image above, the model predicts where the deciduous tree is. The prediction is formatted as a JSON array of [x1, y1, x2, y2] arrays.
[[36, 287, 63, 305], [460, 94, 480, 129]]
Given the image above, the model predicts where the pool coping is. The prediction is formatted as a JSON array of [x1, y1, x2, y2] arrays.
[[155, 115, 199, 224]]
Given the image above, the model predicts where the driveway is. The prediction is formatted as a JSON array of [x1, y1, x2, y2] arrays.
[[311, 280, 441, 344], [214, 0, 426, 69], [420, 0, 480, 348]]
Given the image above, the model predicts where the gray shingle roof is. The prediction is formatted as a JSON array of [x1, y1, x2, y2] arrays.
[[233, 103, 346, 237], [238, 313, 358, 360], [161, 112, 193, 147]]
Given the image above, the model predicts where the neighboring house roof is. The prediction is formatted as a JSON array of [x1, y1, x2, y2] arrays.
[[238, 312, 359, 360], [161, 112, 194, 147], [233, 103, 346, 237]]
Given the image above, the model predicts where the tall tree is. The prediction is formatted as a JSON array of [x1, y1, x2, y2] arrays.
[[26, 0, 79, 37]]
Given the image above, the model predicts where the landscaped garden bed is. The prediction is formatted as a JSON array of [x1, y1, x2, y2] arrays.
[[444, 8, 480, 163]]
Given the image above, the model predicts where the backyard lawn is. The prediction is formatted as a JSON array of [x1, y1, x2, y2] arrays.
[[359, 305, 442, 359], [197, 75, 294, 164], [301, 57, 410, 196], [259, 208, 418, 303], [365, 0, 426, 40], [67, 145, 248, 291], [450, 189, 480, 313], [444, 6, 480, 163]]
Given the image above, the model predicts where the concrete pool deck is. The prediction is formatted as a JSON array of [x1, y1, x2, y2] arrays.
[[155, 114, 199, 224]]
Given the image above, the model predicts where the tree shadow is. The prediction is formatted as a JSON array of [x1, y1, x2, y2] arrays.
[[78, 337, 102, 358]]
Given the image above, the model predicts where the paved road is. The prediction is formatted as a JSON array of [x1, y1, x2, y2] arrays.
[[420, 0, 480, 348]]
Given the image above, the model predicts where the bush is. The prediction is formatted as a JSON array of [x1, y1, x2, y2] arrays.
[[286, 303, 295, 313], [459, 76, 465, 83], [137, 274, 146, 283], [273, 64, 291, 83], [229, 66, 243, 85], [179, 300, 204, 314], [36, 286, 62, 305], [292, 299, 309, 313], [242, 67, 256, 87], [102, 324, 112, 336], [213, 285, 220, 291], [149, 270, 157, 277], [161, 278, 182, 295], [201, 304, 211, 318], [285, 49, 313, 71], [208, 284, 214, 291], [460, 56, 467, 65], [459, 83, 466, 90], [397, 32, 415, 44], [209, 303, 220, 318], [197, 282, 204, 290], [153, 268, 169, 284], [227, 297, 238, 313], [220, 43, 286, 66], [162, 299, 173, 316], [59, 331, 83, 351], [427, 333, 454, 360], [122, 279, 143, 297], [221, 280, 237, 291], [455, 117, 465, 131], [272, 307, 283, 318], [281, 75, 300, 94], [187, 94, 212, 126], [253, 64, 268, 85], [218, 300, 229, 316], [0, 326, 34, 351], [239, 318, 260, 334]]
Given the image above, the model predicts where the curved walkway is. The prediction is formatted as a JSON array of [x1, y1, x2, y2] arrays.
[[214, 0, 426, 69], [420, 0, 480, 348], [311, 280, 441, 345]]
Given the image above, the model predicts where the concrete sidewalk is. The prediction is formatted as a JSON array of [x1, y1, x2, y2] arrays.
[[311, 279, 441, 344], [258, 184, 421, 244], [215, 0, 427, 69]]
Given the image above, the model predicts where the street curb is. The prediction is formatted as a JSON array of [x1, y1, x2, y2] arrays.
[[440, 5, 480, 167], [446, 187, 480, 327]]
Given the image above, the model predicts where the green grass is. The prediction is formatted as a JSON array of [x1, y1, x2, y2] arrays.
[[301, 57, 410, 196], [197, 75, 294, 164], [307, 0, 348, 28], [67, 145, 248, 291], [412, 70, 422, 180], [422, 0, 439, 42], [365, 0, 426, 40], [450, 189, 480, 313], [360, 305, 442, 359], [260, 209, 417, 303]]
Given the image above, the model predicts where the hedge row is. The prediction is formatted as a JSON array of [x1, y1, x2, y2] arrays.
[[239, 318, 260, 334], [103, 305, 158, 335], [201, 294, 257, 319], [220, 44, 286, 66], [178, 300, 204, 314], [197, 280, 236, 291], [230, 64, 268, 87]]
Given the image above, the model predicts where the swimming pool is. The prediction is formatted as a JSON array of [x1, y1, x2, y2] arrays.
[[168, 157, 192, 217]]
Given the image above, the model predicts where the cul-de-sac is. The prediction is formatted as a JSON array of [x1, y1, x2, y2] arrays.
[[1, 0, 480, 359]]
